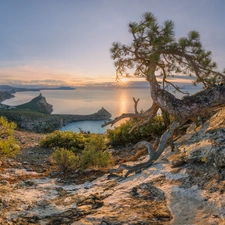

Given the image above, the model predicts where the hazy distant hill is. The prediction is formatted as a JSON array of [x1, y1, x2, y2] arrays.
[[0, 90, 14, 101], [0, 85, 76, 92]]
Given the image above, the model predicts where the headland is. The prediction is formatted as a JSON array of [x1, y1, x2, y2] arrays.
[[0, 91, 111, 133]]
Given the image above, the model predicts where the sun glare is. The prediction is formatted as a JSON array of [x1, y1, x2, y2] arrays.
[[120, 77, 129, 84]]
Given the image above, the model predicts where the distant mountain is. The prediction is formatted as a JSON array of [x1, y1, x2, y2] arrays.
[[0, 85, 76, 92], [0, 90, 14, 101], [42, 86, 75, 90], [0, 85, 39, 92]]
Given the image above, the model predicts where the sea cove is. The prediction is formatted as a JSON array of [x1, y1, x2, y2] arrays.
[[2, 85, 201, 133], [3, 88, 153, 133]]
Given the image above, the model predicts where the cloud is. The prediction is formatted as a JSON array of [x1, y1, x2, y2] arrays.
[[0, 65, 115, 87]]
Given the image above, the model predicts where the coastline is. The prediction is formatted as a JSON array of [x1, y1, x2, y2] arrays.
[[0, 107, 111, 133], [0, 92, 112, 133]]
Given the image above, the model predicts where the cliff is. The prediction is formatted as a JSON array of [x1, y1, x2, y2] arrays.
[[0, 94, 111, 133], [59, 107, 112, 125], [0, 107, 111, 133], [0, 90, 14, 102], [15, 93, 53, 114]]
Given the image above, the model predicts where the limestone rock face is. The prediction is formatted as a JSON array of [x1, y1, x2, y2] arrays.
[[36, 95, 53, 114], [174, 108, 225, 167], [96, 107, 112, 118]]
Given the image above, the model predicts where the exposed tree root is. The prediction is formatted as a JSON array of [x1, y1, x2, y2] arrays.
[[109, 121, 181, 177]]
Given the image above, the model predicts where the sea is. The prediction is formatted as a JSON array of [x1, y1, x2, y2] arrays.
[[2, 85, 201, 133]]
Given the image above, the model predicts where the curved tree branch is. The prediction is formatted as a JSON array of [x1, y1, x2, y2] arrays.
[[129, 102, 159, 132], [102, 101, 159, 128]]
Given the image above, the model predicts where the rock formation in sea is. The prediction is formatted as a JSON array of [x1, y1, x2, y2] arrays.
[[0, 94, 112, 133], [16, 93, 53, 114]]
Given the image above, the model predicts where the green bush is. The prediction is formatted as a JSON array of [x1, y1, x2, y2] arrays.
[[40, 130, 88, 153], [107, 116, 166, 146], [0, 116, 20, 158], [42, 132, 113, 171], [52, 148, 79, 172], [80, 134, 113, 169]]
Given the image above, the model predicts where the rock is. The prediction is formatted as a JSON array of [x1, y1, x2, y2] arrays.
[[49, 171, 60, 177], [131, 182, 166, 201], [24, 166, 33, 172], [0, 180, 10, 185], [2, 107, 225, 225], [16, 93, 53, 114], [22, 180, 36, 186], [175, 108, 225, 167], [211, 148, 225, 168], [168, 154, 186, 167], [77, 194, 104, 210]]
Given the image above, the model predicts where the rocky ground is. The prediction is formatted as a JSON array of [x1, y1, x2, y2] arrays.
[[1, 109, 225, 224]]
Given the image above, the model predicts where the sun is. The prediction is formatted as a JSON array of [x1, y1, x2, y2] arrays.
[[120, 77, 129, 83]]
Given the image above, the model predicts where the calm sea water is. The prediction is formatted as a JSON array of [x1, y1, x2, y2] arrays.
[[2, 86, 201, 133], [3, 88, 153, 133]]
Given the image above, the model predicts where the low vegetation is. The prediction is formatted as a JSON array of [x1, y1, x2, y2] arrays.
[[40, 116, 165, 172], [40, 130, 87, 153], [40, 131, 113, 172], [106, 116, 166, 146], [0, 116, 20, 158], [52, 148, 79, 172], [80, 135, 113, 169]]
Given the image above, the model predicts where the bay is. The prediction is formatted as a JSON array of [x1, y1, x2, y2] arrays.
[[2, 85, 201, 133], [2, 88, 153, 133]]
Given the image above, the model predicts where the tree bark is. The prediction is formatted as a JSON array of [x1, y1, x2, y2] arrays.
[[151, 84, 225, 121]]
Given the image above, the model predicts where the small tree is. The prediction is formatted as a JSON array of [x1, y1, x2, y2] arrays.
[[103, 12, 225, 177], [0, 116, 20, 158]]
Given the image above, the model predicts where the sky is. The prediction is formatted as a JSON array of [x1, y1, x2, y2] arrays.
[[0, 0, 225, 87]]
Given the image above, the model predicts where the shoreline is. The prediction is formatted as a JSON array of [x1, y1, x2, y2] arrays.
[[0, 92, 112, 133]]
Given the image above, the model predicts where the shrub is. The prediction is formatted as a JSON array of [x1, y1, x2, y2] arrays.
[[0, 116, 20, 158], [107, 116, 166, 146], [80, 134, 113, 169], [42, 132, 113, 171], [52, 148, 79, 172], [40, 130, 88, 153]]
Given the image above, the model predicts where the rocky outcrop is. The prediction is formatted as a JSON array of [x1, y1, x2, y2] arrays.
[[0, 94, 111, 133], [60, 107, 112, 125], [170, 107, 225, 168], [0, 107, 111, 133], [0, 90, 14, 102], [16, 93, 53, 114]]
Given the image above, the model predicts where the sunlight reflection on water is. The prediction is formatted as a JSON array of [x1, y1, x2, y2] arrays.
[[2, 86, 201, 133]]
